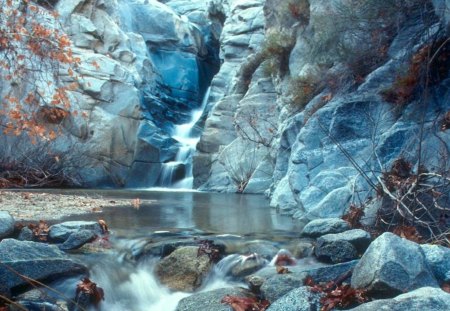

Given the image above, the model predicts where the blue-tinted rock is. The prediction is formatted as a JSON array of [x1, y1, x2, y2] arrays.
[[49, 221, 102, 243], [421, 244, 450, 283], [301, 218, 350, 238], [0, 211, 14, 240], [348, 287, 450, 311], [0, 239, 87, 293], [267, 287, 323, 311], [351, 233, 438, 296], [59, 230, 97, 251]]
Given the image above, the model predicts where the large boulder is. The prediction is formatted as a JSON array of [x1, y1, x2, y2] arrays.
[[348, 287, 450, 311], [0, 211, 14, 239], [49, 221, 103, 243], [301, 218, 350, 238], [154, 246, 213, 292], [351, 233, 438, 296], [0, 239, 87, 295], [421, 244, 450, 283], [267, 287, 323, 311], [314, 229, 371, 263]]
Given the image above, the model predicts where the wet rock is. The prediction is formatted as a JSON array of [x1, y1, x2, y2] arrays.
[[176, 287, 253, 311], [291, 240, 314, 258], [0, 211, 14, 239], [242, 240, 279, 260], [219, 254, 268, 279], [315, 229, 372, 263], [0, 239, 87, 294], [49, 221, 103, 243], [301, 218, 350, 238], [421, 244, 450, 283], [154, 246, 213, 292], [18, 227, 34, 241], [351, 233, 438, 297], [315, 240, 357, 263], [267, 287, 324, 311], [348, 287, 450, 311], [260, 273, 306, 302], [59, 230, 97, 251], [128, 238, 226, 261]]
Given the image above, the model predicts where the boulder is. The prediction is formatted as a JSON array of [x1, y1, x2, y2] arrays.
[[218, 254, 267, 279], [0, 211, 14, 239], [253, 260, 358, 302], [0, 239, 87, 294], [351, 233, 438, 296], [348, 287, 450, 311], [260, 273, 305, 302], [59, 230, 97, 251], [154, 246, 213, 292], [301, 218, 350, 238], [267, 287, 323, 311], [49, 221, 103, 243], [421, 244, 450, 283], [314, 229, 371, 263], [175, 287, 253, 311]]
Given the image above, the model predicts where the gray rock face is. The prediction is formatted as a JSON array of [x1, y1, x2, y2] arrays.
[[0, 211, 14, 239], [255, 260, 358, 302], [421, 244, 450, 283], [267, 287, 323, 311], [260, 273, 306, 302], [301, 218, 351, 238], [0, 239, 87, 294], [351, 233, 438, 296], [314, 229, 372, 263], [348, 287, 450, 311], [59, 230, 97, 251], [49, 221, 103, 243], [175, 287, 252, 311], [154, 246, 213, 292]]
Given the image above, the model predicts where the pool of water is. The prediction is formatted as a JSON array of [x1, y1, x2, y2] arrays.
[[41, 190, 304, 311], [56, 189, 301, 239]]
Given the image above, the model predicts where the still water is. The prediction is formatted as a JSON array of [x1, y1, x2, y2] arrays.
[[47, 190, 302, 311]]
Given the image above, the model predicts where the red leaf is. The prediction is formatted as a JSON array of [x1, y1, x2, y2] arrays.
[[76, 278, 104, 306], [221, 296, 270, 311]]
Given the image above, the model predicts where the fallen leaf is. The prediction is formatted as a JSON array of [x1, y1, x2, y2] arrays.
[[221, 295, 270, 311]]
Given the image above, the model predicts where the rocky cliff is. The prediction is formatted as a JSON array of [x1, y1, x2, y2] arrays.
[[2, 0, 450, 223], [0, 0, 222, 187], [193, 0, 450, 222]]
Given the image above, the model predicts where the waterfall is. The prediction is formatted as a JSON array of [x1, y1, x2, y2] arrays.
[[158, 87, 210, 189]]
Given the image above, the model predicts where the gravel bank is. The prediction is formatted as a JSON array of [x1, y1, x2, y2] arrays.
[[0, 191, 145, 221]]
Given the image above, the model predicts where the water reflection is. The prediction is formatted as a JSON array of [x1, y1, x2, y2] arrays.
[[57, 190, 299, 238]]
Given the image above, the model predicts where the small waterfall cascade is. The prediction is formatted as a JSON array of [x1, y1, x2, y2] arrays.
[[158, 87, 211, 189]]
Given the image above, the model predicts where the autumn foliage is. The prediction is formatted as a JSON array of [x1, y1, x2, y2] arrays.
[[304, 276, 368, 311], [0, 0, 80, 142]]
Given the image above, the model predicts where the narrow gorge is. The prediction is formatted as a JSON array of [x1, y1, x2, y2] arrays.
[[1, 1, 450, 311], [2, 0, 449, 224]]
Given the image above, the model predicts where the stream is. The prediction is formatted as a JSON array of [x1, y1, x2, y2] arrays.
[[43, 190, 304, 311]]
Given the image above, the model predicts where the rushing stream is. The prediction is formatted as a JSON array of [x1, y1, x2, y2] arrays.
[[44, 190, 303, 311]]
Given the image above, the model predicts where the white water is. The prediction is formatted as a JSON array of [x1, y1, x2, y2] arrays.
[[87, 250, 242, 311], [159, 87, 211, 189]]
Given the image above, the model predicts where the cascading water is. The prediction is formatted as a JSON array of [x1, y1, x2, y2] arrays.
[[158, 87, 210, 189]]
